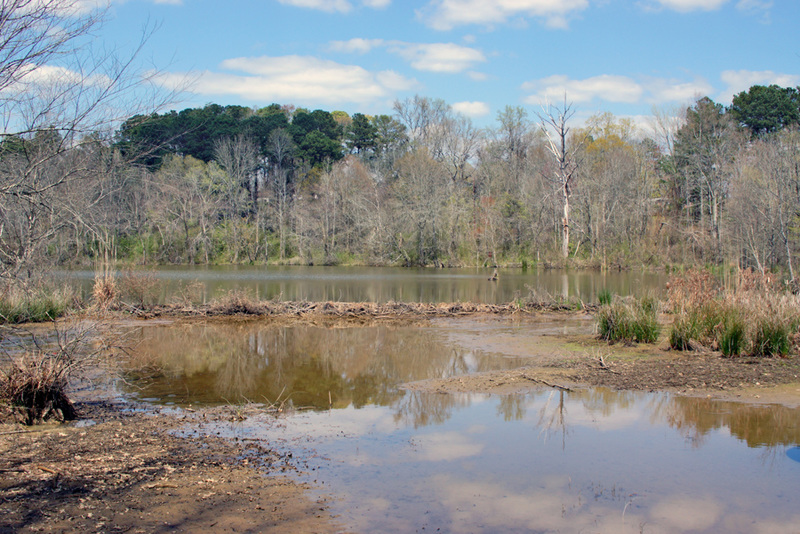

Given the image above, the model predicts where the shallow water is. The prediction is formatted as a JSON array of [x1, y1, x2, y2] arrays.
[[59, 265, 668, 304], [125, 318, 800, 533]]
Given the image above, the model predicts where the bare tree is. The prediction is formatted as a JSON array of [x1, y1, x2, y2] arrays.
[[537, 97, 586, 259], [266, 128, 295, 260], [0, 0, 179, 280]]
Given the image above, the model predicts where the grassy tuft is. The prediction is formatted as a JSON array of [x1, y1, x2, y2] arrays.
[[597, 296, 661, 344], [0, 286, 75, 324]]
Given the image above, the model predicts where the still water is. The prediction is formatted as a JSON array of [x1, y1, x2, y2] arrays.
[[61, 265, 668, 304], [124, 318, 800, 533]]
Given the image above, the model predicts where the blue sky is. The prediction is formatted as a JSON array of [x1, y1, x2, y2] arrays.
[[98, 0, 799, 128]]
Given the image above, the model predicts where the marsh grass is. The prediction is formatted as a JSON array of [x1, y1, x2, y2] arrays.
[[667, 268, 800, 357], [597, 296, 661, 344], [0, 285, 75, 324]]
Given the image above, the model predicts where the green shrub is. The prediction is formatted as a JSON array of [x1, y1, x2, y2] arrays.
[[598, 288, 613, 306]]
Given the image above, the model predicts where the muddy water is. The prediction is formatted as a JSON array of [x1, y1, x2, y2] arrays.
[[125, 318, 800, 533], [60, 265, 668, 304]]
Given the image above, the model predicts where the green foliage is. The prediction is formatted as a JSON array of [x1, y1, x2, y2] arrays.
[[719, 315, 746, 357], [0, 287, 74, 324], [729, 84, 800, 136], [669, 313, 697, 351]]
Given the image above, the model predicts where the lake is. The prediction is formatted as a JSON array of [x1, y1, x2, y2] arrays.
[[60, 265, 669, 304]]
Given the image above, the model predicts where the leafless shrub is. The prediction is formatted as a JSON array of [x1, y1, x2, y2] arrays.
[[117, 269, 161, 309], [92, 272, 118, 311], [666, 268, 720, 312], [0, 319, 117, 424], [168, 280, 205, 308], [209, 290, 264, 315]]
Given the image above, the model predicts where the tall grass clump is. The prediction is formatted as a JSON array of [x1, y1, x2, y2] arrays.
[[751, 315, 791, 357], [667, 268, 800, 357], [597, 296, 661, 344], [598, 288, 613, 306], [0, 286, 75, 324]]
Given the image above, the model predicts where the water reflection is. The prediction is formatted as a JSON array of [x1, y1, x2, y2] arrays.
[[206, 387, 800, 534], [130, 321, 800, 451], [138, 319, 800, 533], [126, 321, 529, 410]]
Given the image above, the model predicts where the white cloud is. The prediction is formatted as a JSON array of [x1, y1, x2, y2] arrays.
[[153, 0, 183, 4], [718, 69, 800, 104], [523, 74, 644, 105], [276, 0, 390, 12], [467, 71, 488, 81], [521, 73, 727, 108], [452, 101, 490, 117], [156, 55, 417, 106], [329, 38, 385, 54], [648, 0, 729, 11], [391, 42, 486, 73], [276, 0, 352, 13], [645, 76, 713, 103], [330, 39, 486, 75], [376, 70, 418, 91], [418, 0, 589, 31]]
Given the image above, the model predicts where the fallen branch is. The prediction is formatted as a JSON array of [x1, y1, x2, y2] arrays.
[[597, 353, 621, 374], [521, 375, 573, 392]]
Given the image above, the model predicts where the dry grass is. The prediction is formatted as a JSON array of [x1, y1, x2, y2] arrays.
[[92, 272, 118, 311], [667, 268, 800, 356]]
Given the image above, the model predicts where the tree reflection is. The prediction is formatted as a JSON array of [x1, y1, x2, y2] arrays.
[[651, 395, 800, 448], [125, 322, 519, 413]]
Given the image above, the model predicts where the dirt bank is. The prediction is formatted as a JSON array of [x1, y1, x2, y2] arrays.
[[404, 332, 800, 406], [0, 399, 340, 533]]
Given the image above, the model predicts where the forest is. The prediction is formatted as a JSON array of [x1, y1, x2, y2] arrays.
[[4, 83, 800, 281], [2, 4, 800, 283]]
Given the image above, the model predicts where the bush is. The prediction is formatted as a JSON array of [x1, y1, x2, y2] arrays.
[[669, 313, 697, 351], [0, 320, 111, 425], [1, 351, 76, 424], [598, 288, 613, 306]]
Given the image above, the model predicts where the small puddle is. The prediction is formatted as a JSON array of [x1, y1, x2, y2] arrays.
[[126, 318, 800, 533]]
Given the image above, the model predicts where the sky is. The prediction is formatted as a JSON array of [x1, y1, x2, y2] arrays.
[[95, 0, 800, 130]]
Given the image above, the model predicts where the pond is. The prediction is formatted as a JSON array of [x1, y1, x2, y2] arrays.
[[59, 265, 668, 304], [123, 318, 800, 533]]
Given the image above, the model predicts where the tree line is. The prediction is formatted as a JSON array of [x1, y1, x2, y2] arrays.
[[3, 3, 800, 281], [4, 86, 800, 280]]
